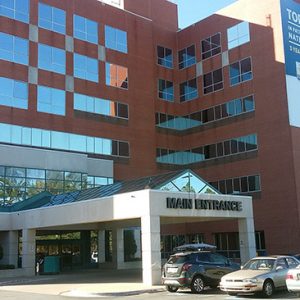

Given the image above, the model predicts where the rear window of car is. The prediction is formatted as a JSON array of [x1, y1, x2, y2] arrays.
[[167, 255, 189, 264]]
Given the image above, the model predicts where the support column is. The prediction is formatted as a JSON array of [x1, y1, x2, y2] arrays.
[[238, 218, 256, 264], [98, 230, 105, 264], [116, 228, 124, 269], [22, 229, 36, 276], [8, 231, 19, 267], [141, 215, 161, 286]]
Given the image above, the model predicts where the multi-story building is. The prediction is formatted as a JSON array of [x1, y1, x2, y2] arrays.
[[0, 0, 300, 270]]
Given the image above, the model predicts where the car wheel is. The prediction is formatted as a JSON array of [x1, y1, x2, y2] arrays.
[[262, 279, 274, 298], [228, 292, 238, 296], [191, 275, 205, 293], [166, 286, 178, 293]]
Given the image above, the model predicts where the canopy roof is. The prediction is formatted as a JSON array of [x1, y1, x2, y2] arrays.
[[1, 169, 219, 212]]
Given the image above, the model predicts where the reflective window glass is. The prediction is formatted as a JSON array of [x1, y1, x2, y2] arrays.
[[203, 68, 223, 94], [158, 79, 174, 101], [105, 63, 128, 89], [229, 57, 252, 86], [157, 45, 173, 68], [201, 33, 221, 60], [0, 0, 29, 23], [38, 44, 66, 74], [74, 53, 98, 82], [180, 78, 198, 102], [74, 14, 98, 44], [37, 85, 66, 116], [0, 77, 28, 109], [105, 25, 127, 53], [178, 45, 196, 69], [228, 21, 250, 50], [38, 3, 66, 34], [0, 122, 129, 158], [0, 32, 28, 65]]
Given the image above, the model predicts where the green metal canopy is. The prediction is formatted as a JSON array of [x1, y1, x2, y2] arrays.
[[0, 169, 219, 212]]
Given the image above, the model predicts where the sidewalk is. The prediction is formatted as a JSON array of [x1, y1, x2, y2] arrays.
[[0, 269, 165, 297]]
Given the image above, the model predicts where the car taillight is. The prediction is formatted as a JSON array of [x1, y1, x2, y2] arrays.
[[182, 263, 192, 271], [286, 273, 294, 280]]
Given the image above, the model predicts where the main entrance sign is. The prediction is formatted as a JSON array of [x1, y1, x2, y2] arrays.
[[166, 197, 243, 211]]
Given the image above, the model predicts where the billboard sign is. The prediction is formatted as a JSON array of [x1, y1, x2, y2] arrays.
[[281, 0, 300, 127]]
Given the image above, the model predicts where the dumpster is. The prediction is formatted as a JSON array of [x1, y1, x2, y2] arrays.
[[43, 256, 60, 274]]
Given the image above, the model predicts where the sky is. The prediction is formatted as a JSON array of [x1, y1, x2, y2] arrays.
[[174, 0, 238, 29]]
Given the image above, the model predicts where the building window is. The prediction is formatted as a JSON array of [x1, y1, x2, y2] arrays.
[[214, 232, 240, 261], [180, 78, 198, 102], [156, 95, 255, 131], [38, 44, 66, 74], [105, 63, 128, 89], [203, 68, 223, 94], [38, 3, 66, 34], [105, 25, 127, 53], [74, 53, 98, 82], [178, 45, 196, 69], [0, 0, 29, 23], [158, 79, 174, 101], [37, 85, 65, 116], [74, 14, 98, 44], [0, 77, 27, 109], [0, 165, 113, 205], [157, 46, 173, 68], [74, 93, 129, 119], [229, 57, 252, 86], [0, 32, 28, 65], [201, 33, 221, 60], [210, 174, 261, 195], [0, 123, 130, 158], [227, 21, 250, 50], [156, 134, 257, 165], [255, 231, 266, 256]]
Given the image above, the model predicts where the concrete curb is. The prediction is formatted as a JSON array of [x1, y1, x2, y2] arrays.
[[61, 287, 166, 297]]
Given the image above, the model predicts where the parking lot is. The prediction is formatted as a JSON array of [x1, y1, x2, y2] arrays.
[[0, 269, 299, 300]]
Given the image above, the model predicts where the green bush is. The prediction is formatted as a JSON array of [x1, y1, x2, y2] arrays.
[[0, 264, 15, 270]]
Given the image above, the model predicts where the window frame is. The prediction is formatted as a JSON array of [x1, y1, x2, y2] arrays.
[[229, 57, 253, 86], [157, 45, 173, 69], [203, 68, 224, 95], [105, 25, 127, 53], [74, 53, 99, 82], [38, 3, 66, 34], [105, 62, 128, 89], [73, 14, 98, 44], [201, 32, 221, 60], [180, 78, 198, 102], [178, 44, 196, 70], [158, 79, 174, 101]]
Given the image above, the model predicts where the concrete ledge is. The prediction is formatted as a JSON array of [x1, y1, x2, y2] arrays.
[[0, 269, 26, 279]]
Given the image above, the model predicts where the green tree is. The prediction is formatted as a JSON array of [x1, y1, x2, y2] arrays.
[[124, 230, 137, 261]]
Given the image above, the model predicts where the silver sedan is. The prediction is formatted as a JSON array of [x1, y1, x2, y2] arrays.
[[219, 255, 300, 297]]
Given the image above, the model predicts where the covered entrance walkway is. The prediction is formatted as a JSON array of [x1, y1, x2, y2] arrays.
[[0, 170, 256, 285]]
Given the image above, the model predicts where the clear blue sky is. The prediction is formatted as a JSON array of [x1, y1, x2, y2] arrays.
[[174, 0, 238, 29]]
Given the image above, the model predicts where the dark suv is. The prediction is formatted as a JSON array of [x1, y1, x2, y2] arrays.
[[162, 251, 240, 293]]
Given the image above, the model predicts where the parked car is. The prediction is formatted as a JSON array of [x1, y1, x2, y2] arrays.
[[286, 264, 300, 294], [161, 249, 240, 293], [219, 255, 299, 297]]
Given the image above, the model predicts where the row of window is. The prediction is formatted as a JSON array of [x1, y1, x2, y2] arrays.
[[0, 165, 113, 205], [157, 21, 250, 69], [158, 57, 252, 102], [0, 77, 129, 119], [0, 1, 128, 53], [0, 123, 130, 158], [209, 175, 261, 195], [156, 134, 257, 165], [155, 95, 255, 131]]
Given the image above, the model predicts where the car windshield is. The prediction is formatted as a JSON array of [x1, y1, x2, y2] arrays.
[[243, 259, 275, 270], [167, 254, 189, 264]]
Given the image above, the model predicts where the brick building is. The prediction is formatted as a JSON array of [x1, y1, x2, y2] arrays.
[[0, 0, 300, 263]]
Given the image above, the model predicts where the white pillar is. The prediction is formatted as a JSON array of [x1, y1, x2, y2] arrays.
[[116, 228, 124, 269], [8, 231, 19, 266], [97, 230, 105, 263], [141, 215, 161, 286], [22, 229, 36, 276], [238, 217, 256, 264]]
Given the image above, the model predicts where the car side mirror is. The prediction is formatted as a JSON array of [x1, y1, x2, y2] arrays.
[[276, 266, 283, 271]]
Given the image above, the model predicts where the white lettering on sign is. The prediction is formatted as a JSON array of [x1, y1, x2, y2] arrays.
[[287, 8, 300, 25]]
